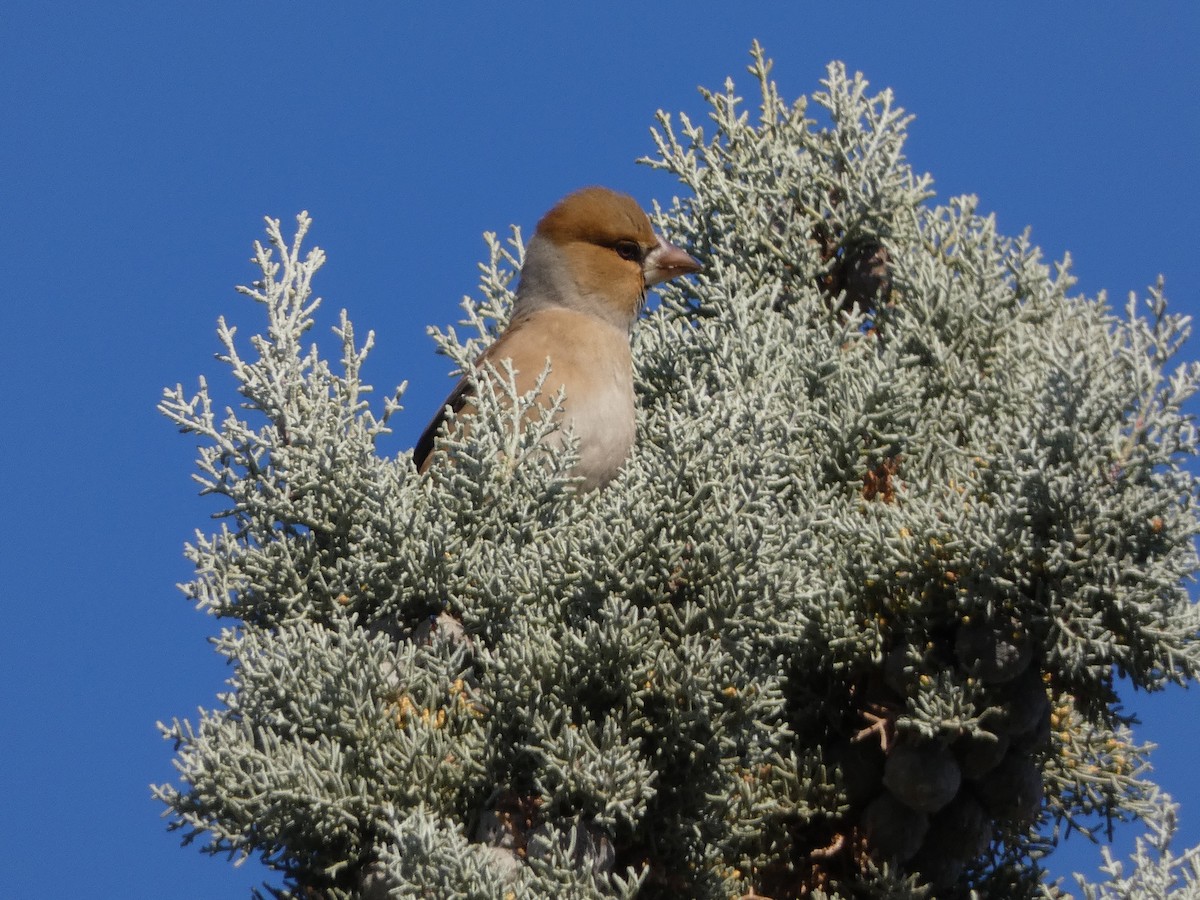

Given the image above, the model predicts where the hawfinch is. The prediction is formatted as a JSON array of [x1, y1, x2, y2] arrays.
[[413, 187, 700, 489]]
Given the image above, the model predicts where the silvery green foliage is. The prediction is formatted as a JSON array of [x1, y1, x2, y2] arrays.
[[1075, 791, 1200, 900], [158, 46, 1200, 899]]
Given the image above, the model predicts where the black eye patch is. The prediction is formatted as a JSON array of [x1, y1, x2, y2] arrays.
[[613, 239, 642, 262]]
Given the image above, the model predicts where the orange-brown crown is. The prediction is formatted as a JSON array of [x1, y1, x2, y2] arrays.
[[535, 186, 655, 249]]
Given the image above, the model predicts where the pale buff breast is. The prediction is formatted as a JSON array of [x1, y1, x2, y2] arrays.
[[499, 307, 636, 490]]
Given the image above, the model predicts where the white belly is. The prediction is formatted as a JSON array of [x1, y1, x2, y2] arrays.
[[564, 372, 636, 489]]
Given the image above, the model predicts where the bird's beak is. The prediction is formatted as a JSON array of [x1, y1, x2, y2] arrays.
[[643, 233, 701, 287]]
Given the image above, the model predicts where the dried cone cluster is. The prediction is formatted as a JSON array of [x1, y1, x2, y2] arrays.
[[859, 617, 1050, 888], [786, 600, 1053, 892], [825, 238, 894, 317], [767, 604, 1053, 898], [812, 196, 895, 322]]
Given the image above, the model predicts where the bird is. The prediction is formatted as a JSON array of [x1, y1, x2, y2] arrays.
[[413, 186, 701, 490]]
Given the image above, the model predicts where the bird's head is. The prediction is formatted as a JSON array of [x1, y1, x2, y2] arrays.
[[517, 186, 701, 328]]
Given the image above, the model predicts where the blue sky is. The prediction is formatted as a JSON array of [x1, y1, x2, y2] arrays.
[[2, 4, 1198, 897]]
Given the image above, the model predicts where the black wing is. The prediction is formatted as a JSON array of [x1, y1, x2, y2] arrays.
[[412, 374, 474, 472]]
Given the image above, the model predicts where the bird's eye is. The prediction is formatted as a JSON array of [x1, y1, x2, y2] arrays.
[[613, 240, 641, 262]]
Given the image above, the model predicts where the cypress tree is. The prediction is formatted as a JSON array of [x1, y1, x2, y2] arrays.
[[157, 45, 1200, 898]]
